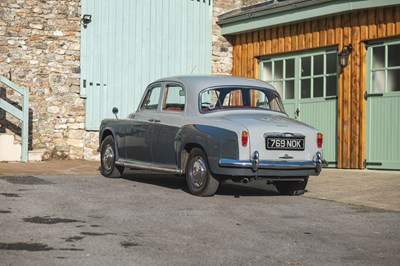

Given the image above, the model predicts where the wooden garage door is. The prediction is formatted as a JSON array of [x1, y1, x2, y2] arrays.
[[260, 48, 338, 166], [366, 37, 400, 170]]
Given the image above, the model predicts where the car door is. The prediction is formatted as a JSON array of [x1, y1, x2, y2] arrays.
[[124, 84, 162, 164], [150, 83, 185, 169]]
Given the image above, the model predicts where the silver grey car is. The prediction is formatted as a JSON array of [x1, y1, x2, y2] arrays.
[[99, 75, 323, 197]]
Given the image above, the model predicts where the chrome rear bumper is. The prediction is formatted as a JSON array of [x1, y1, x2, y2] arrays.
[[219, 151, 322, 174]]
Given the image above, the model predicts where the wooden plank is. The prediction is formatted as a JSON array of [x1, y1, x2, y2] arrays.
[[334, 15, 342, 47], [271, 27, 278, 54], [385, 7, 395, 36], [342, 13, 351, 168], [259, 29, 266, 56], [368, 9, 377, 39], [241, 33, 247, 78], [377, 8, 386, 38], [335, 14, 343, 168], [284, 25, 291, 52], [252, 31, 260, 103], [290, 23, 298, 51], [265, 28, 272, 54], [278, 26, 284, 53], [298, 22, 305, 50], [247, 32, 254, 78], [319, 17, 327, 46], [305, 21, 312, 48], [253, 31, 260, 57], [326, 16, 335, 45], [396, 6, 400, 34], [350, 12, 361, 169], [312, 19, 319, 48], [253, 31, 259, 79], [359, 10, 368, 168], [233, 35, 241, 76]]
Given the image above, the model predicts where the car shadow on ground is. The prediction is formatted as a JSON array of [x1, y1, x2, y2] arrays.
[[121, 170, 280, 197]]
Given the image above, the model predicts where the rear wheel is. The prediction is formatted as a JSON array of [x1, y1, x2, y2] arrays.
[[100, 136, 124, 178], [185, 148, 219, 197], [275, 178, 308, 196]]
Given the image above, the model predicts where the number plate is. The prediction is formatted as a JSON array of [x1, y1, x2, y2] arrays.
[[266, 137, 305, 150]]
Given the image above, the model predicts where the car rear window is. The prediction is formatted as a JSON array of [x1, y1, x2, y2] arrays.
[[200, 87, 285, 113]]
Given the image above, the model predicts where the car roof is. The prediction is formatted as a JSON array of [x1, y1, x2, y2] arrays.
[[151, 75, 275, 92], [146, 75, 278, 116]]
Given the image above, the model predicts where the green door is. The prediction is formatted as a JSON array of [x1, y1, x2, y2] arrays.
[[81, 0, 212, 130], [260, 48, 338, 166], [366, 38, 400, 170]]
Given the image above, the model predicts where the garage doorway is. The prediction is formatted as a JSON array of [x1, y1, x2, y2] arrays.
[[80, 0, 212, 130], [366, 37, 400, 170], [259, 48, 338, 166]]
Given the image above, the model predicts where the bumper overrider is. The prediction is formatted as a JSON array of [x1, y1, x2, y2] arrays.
[[213, 151, 322, 178]]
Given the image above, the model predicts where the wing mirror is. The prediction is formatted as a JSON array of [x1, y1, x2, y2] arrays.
[[112, 107, 119, 120]]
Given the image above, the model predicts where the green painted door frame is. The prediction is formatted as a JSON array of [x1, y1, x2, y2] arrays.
[[366, 37, 400, 170], [259, 47, 338, 166]]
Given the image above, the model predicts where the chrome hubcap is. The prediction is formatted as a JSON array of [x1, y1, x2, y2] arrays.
[[190, 156, 207, 188], [103, 144, 114, 172]]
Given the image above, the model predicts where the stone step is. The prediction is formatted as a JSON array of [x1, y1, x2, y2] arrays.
[[0, 133, 21, 162], [0, 133, 44, 162], [28, 149, 46, 162]]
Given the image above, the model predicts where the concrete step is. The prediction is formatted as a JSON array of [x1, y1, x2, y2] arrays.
[[0, 133, 44, 162], [28, 149, 46, 162], [0, 133, 22, 162]]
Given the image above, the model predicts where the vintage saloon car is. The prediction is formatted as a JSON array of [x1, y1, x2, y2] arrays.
[[99, 76, 323, 197]]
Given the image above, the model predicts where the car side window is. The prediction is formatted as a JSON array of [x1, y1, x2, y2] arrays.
[[162, 85, 185, 112], [140, 86, 161, 110]]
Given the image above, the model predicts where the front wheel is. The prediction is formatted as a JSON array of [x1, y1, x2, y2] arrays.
[[275, 178, 308, 196], [100, 135, 124, 178], [185, 148, 219, 197]]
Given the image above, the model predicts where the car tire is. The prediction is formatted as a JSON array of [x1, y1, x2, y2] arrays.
[[100, 135, 124, 178], [185, 148, 219, 197], [275, 178, 308, 196]]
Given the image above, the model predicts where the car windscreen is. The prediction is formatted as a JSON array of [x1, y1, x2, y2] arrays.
[[200, 87, 285, 113]]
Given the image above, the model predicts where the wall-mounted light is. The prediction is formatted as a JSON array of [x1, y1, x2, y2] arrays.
[[81, 14, 92, 29], [338, 44, 353, 69]]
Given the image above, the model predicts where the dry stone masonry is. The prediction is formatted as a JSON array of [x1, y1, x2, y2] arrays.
[[0, 0, 268, 161], [0, 0, 99, 160]]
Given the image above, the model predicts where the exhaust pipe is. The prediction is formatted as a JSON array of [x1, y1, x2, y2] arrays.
[[242, 178, 250, 184]]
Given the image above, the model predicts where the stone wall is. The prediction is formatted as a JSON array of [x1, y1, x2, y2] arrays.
[[212, 0, 268, 75], [0, 0, 98, 160], [212, 0, 241, 75], [0, 0, 267, 161]]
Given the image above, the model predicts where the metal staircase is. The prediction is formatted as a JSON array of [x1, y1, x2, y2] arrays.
[[0, 75, 29, 162]]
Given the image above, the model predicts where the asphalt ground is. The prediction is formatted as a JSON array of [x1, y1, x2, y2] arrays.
[[1, 161, 400, 265], [0, 160, 399, 212]]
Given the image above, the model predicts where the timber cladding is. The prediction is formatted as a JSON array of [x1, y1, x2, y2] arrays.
[[232, 6, 400, 169]]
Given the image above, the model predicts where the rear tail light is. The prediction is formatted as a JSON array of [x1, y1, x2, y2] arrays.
[[241, 131, 249, 146], [317, 133, 323, 148]]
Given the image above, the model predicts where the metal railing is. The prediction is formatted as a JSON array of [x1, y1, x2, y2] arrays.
[[0, 75, 29, 162]]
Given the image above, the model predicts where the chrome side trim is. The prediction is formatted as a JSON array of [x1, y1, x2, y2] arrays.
[[116, 160, 183, 174]]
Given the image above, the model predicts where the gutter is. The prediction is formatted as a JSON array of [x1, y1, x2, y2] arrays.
[[218, 0, 334, 25], [217, 0, 400, 35]]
